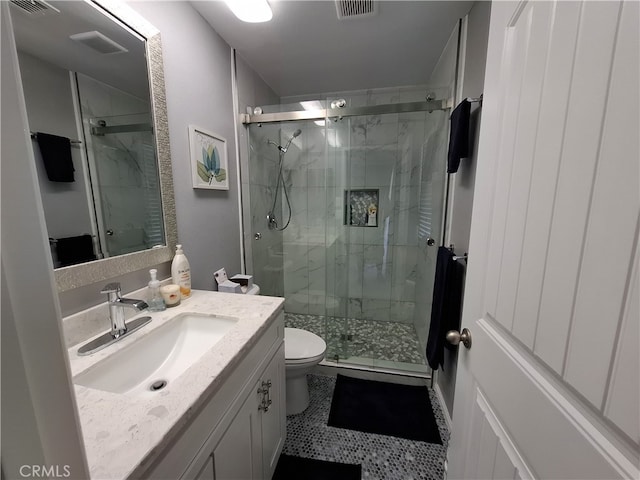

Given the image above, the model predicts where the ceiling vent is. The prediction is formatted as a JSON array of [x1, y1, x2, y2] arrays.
[[9, 0, 60, 17], [69, 31, 128, 55], [335, 0, 376, 20]]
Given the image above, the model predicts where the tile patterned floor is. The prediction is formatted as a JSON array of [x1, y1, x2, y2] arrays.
[[285, 313, 426, 365], [283, 374, 449, 480]]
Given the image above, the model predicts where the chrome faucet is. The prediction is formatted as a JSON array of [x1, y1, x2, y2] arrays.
[[77, 283, 152, 356], [100, 283, 148, 338]]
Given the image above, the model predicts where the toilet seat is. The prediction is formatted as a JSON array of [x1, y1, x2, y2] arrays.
[[286, 352, 326, 366], [285, 328, 326, 364]]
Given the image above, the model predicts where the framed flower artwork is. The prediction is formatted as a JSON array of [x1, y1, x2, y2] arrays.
[[188, 125, 229, 190]]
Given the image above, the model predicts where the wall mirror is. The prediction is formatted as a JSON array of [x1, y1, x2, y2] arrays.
[[9, 0, 177, 292]]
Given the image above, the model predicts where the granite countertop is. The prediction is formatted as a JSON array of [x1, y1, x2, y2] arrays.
[[67, 290, 284, 479]]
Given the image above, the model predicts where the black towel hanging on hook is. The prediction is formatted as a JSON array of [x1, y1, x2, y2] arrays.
[[35, 132, 75, 182], [426, 246, 465, 371], [447, 99, 471, 174]]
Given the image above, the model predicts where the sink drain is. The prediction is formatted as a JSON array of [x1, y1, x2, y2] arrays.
[[149, 380, 167, 391]]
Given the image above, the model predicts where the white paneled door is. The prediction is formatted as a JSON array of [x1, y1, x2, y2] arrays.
[[448, 1, 639, 479]]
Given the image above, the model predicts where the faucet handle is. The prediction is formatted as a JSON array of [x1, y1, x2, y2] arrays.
[[100, 282, 121, 295]]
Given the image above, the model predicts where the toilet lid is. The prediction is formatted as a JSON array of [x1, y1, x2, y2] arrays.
[[285, 328, 327, 360]]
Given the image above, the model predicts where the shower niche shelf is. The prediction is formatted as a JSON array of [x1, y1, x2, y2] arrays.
[[344, 189, 379, 227]]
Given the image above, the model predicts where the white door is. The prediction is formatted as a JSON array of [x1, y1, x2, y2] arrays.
[[448, 1, 639, 479]]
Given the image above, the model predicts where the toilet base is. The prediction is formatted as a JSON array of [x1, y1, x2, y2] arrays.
[[285, 371, 310, 415]]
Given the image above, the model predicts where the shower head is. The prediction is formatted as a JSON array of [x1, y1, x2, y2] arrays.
[[283, 129, 302, 150], [267, 129, 302, 153]]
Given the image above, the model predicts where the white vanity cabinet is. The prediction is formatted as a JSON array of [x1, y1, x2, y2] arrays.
[[211, 345, 284, 480], [142, 311, 285, 480]]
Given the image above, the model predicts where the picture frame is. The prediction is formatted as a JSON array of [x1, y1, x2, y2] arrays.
[[188, 125, 229, 190]]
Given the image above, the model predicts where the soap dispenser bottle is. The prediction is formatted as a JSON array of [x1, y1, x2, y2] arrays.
[[147, 269, 166, 312], [171, 244, 191, 299]]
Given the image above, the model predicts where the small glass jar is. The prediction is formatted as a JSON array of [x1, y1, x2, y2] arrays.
[[160, 284, 181, 307]]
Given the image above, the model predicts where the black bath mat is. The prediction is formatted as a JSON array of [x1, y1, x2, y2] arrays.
[[273, 454, 361, 480], [327, 374, 442, 444]]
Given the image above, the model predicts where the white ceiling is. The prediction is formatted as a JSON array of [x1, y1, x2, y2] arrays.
[[192, 0, 475, 97]]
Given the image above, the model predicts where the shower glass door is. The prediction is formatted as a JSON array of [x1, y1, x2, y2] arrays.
[[244, 104, 327, 349], [244, 121, 285, 298], [75, 73, 163, 259], [324, 91, 449, 373], [244, 89, 450, 375], [84, 112, 160, 257]]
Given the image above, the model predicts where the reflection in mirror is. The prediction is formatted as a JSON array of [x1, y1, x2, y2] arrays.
[[11, 0, 164, 267]]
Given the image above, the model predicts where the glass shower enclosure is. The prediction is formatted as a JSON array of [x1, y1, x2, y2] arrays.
[[242, 89, 449, 375], [75, 72, 164, 259]]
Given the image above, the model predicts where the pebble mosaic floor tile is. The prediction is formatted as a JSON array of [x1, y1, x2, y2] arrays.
[[283, 374, 449, 480], [285, 313, 426, 365]]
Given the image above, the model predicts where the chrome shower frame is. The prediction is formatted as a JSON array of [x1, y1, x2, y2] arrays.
[[240, 98, 451, 125]]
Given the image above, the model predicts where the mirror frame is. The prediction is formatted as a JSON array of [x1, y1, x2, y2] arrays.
[[54, 0, 177, 292]]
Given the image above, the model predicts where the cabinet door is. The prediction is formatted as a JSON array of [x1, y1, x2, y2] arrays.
[[194, 456, 214, 480], [213, 391, 261, 480], [260, 343, 286, 480]]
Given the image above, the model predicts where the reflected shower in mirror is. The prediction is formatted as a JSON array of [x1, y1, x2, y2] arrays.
[[11, 0, 164, 267]]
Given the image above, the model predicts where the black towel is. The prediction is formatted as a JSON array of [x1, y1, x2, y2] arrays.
[[426, 247, 465, 371], [447, 99, 471, 173], [36, 132, 75, 182], [56, 234, 96, 267]]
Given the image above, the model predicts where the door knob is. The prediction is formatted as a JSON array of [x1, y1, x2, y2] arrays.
[[446, 328, 472, 349]]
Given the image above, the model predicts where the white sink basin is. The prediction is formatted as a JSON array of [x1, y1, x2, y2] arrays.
[[74, 313, 237, 396]]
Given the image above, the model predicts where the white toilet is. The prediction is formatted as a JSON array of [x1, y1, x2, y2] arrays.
[[214, 270, 324, 414], [284, 328, 326, 415]]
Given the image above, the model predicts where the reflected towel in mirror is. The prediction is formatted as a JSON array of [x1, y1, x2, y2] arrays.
[[56, 234, 96, 267], [36, 132, 75, 182]]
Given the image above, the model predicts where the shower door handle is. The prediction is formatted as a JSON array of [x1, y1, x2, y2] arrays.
[[446, 328, 472, 349]]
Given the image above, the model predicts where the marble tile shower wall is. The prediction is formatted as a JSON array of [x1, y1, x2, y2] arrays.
[[246, 123, 284, 296], [280, 119, 329, 314], [280, 87, 432, 323], [76, 74, 160, 254]]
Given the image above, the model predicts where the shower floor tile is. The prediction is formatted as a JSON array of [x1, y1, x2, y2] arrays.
[[283, 374, 449, 480], [285, 313, 426, 365]]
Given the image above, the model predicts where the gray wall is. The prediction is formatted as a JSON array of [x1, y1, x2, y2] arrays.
[[437, 0, 491, 420], [129, 1, 241, 292], [449, 1, 491, 254], [18, 52, 94, 243]]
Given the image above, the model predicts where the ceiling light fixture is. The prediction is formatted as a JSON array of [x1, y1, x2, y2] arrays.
[[225, 0, 272, 23], [300, 101, 325, 126]]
